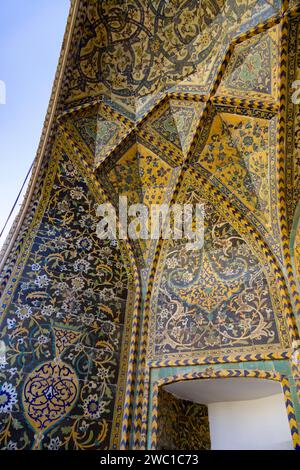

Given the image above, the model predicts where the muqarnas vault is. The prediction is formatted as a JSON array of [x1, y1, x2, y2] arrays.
[[1, 0, 300, 450]]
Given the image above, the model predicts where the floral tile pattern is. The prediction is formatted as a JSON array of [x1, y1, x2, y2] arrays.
[[191, 111, 281, 258], [149, 183, 290, 361], [157, 388, 210, 450], [63, 0, 279, 116], [0, 152, 134, 449], [216, 24, 280, 103]]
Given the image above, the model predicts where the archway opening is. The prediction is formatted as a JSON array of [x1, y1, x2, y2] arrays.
[[157, 377, 293, 450]]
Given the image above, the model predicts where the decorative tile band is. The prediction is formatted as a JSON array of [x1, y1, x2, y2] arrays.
[[211, 96, 279, 113], [277, 17, 300, 328], [148, 351, 291, 368]]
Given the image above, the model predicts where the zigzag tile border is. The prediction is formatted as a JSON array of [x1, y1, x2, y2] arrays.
[[282, 0, 290, 15], [150, 369, 300, 450], [277, 16, 300, 327], [148, 351, 291, 368], [211, 96, 279, 114]]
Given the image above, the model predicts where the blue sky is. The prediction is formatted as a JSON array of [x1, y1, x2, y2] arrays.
[[0, 0, 70, 247]]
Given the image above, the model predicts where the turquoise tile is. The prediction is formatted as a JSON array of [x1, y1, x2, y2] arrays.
[[274, 360, 290, 375]]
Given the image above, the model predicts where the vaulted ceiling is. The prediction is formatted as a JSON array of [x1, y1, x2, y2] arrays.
[[58, 0, 284, 269]]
